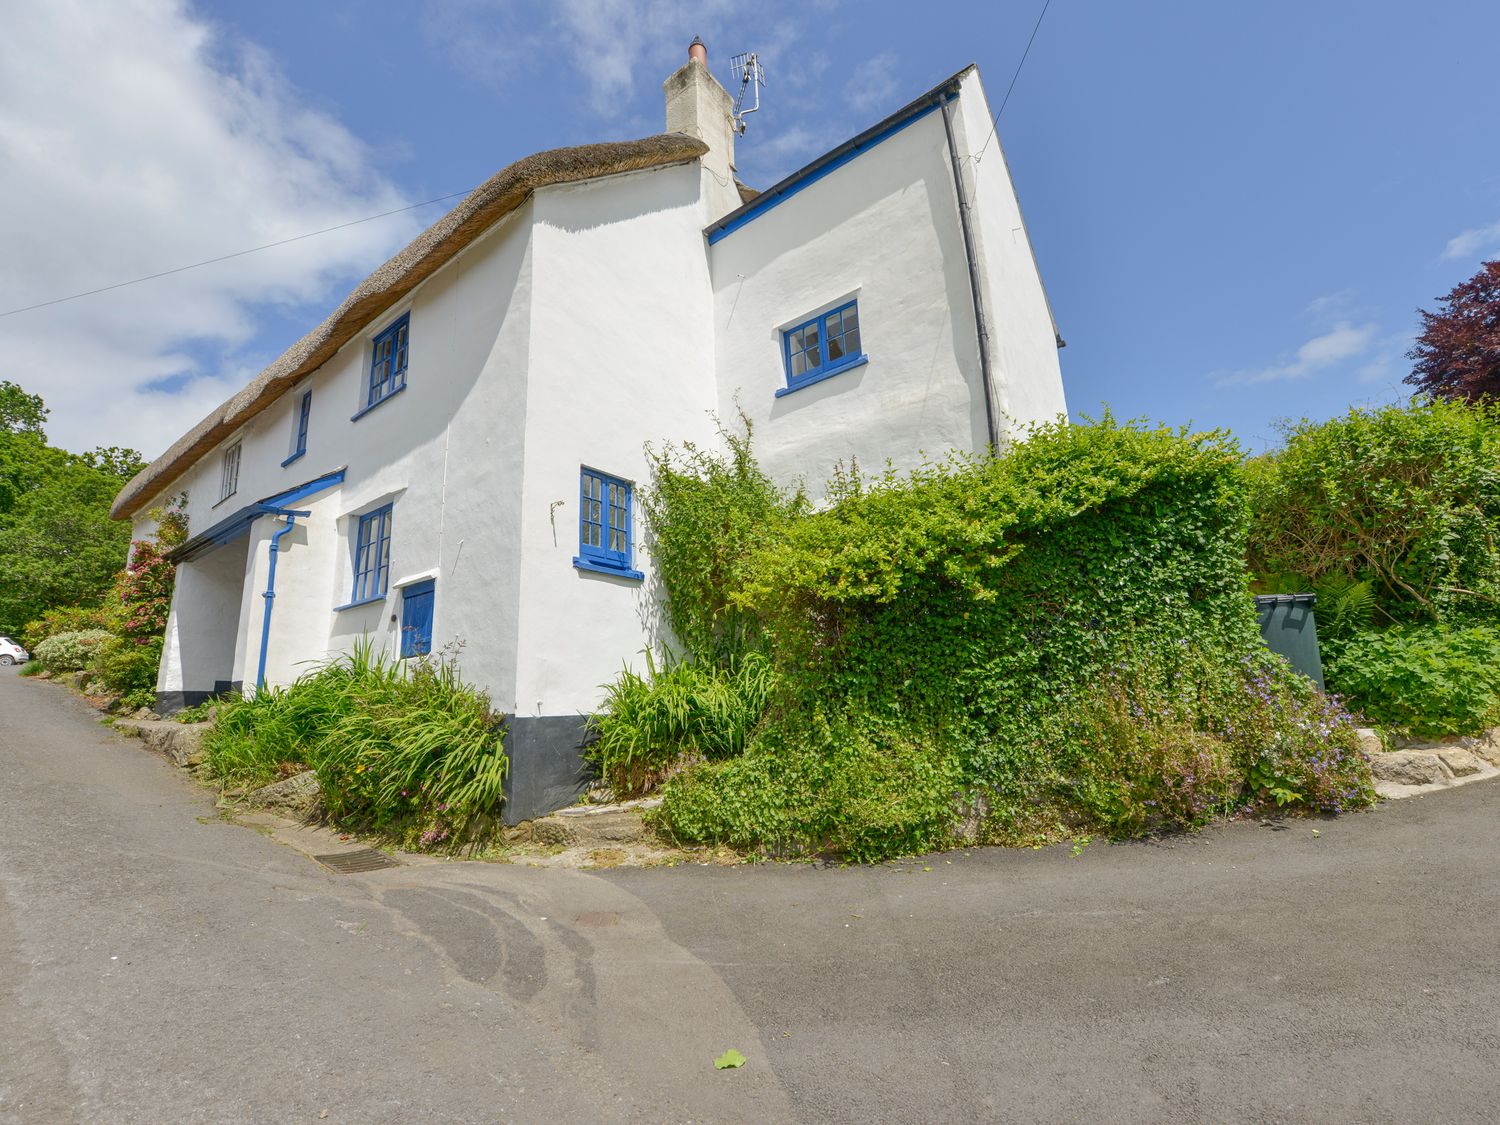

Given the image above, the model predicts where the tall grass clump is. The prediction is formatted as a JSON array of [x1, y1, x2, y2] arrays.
[[204, 643, 506, 849], [588, 652, 774, 796]]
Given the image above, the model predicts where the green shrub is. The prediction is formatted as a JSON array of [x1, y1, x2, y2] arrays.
[[1246, 400, 1500, 625], [642, 417, 807, 665], [32, 629, 111, 672], [205, 644, 507, 849], [1325, 624, 1500, 737], [588, 652, 775, 796], [92, 635, 163, 703], [21, 604, 108, 651], [653, 415, 1373, 859], [1042, 646, 1372, 835], [654, 713, 964, 862]]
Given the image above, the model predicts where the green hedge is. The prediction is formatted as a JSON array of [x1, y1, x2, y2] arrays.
[[1246, 400, 1500, 733], [1247, 400, 1500, 626], [652, 416, 1372, 857]]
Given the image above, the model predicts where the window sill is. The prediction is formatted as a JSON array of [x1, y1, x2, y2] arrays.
[[280, 449, 306, 468], [210, 490, 237, 510], [775, 355, 869, 398], [333, 593, 388, 612], [573, 557, 644, 582], [350, 382, 407, 422]]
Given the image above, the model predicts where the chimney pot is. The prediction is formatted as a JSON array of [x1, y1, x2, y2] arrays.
[[688, 36, 707, 65]]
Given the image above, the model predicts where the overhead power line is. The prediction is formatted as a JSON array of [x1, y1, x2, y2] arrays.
[[970, 0, 1054, 165], [0, 188, 476, 319]]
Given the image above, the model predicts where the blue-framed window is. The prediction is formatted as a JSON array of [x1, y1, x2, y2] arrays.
[[284, 390, 311, 466], [573, 468, 639, 578], [350, 504, 393, 604], [781, 300, 863, 392], [399, 579, 435, 658], [366, 314, 409, 410]]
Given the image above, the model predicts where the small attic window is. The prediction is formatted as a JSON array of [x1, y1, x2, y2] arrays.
[[283, 389, 311, 467], [218, 441, 241, 503]]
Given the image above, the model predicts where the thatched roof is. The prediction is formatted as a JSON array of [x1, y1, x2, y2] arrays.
[[111, 133, 708, 521]]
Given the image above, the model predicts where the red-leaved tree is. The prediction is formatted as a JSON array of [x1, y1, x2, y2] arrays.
[[1406, 259, 1500, 402]]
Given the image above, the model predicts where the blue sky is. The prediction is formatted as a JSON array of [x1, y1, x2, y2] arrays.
[[4, 0, 1499, 458]]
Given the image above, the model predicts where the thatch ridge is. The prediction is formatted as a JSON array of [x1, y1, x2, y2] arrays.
[[111, 133, 708, 520]]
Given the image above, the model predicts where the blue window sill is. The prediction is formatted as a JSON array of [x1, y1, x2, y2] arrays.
[[573, 557, 644, 582], [334, 593, 388, 612], [280, 449, 306, 468], [350, 382, 406, 422], [775, 355, 869, 398]]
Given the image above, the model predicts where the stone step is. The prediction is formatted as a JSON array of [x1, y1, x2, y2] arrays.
[[112, 718, 212, 768], [529, 798, 661, 847]]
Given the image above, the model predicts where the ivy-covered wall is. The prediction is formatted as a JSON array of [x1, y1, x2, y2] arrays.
[[647, 417, 1372, 858]]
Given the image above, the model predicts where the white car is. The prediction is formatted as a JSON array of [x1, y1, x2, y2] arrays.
[[0, 636, 29, 666]]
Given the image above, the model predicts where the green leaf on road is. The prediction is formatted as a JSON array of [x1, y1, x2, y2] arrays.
[[714, 1048, 747, 1070]]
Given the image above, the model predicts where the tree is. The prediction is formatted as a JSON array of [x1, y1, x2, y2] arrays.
[[81, 445, 147, 480], [0, 382, 142, 635], [0, 380, 48, 436], [1406, 259, 1500, 403]]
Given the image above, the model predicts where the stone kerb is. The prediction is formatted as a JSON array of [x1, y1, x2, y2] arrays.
[[1360, 727, 1500, 799]]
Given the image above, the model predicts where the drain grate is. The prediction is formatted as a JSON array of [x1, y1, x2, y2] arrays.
[[312, 848, 399, 874]]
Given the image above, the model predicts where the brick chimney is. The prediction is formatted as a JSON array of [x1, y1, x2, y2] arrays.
[[663, 37, 739, 218]]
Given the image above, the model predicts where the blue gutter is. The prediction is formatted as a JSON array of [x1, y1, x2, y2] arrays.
[[255, 506, 311, 692], [169, 467, 346, 563], [704, 66, 973, 246]]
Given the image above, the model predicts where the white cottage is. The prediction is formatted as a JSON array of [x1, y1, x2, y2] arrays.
[[110, 46, 1067, 819]]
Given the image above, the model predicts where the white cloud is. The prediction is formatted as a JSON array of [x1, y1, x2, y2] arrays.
[[1217, 321, 1378, 387], [1443, 220, 1500, 261], [419, 1, 868, 187], [424, 0, 741, 118], [843, 53, 899, 115], [0, 0, 419, 458]]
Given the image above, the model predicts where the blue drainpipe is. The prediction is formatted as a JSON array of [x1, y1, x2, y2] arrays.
[[256, 506, 311, 693]]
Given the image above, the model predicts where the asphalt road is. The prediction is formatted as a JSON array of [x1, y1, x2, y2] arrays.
[[2, 666, 1498, 1124]]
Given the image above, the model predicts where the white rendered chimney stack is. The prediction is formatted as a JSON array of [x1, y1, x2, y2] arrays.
[[664, 37, 739, 219]]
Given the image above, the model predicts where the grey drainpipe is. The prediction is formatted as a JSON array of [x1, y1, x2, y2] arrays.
[[938, 90, 1000, 451]]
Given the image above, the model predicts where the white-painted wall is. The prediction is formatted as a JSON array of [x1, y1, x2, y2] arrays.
[[156, 536, 249, 694], [137, 65, 1067, 725], [143, 200, 539, 704], [951, 70, 1068, 432], [708, 109, 990, 495], [512, 163, 720, 715]]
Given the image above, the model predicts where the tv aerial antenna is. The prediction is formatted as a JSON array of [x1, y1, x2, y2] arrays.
[[729, 51, 765, 135]]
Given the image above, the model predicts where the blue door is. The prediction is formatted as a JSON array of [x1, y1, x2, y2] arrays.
[[399, 580, 435, 658]]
